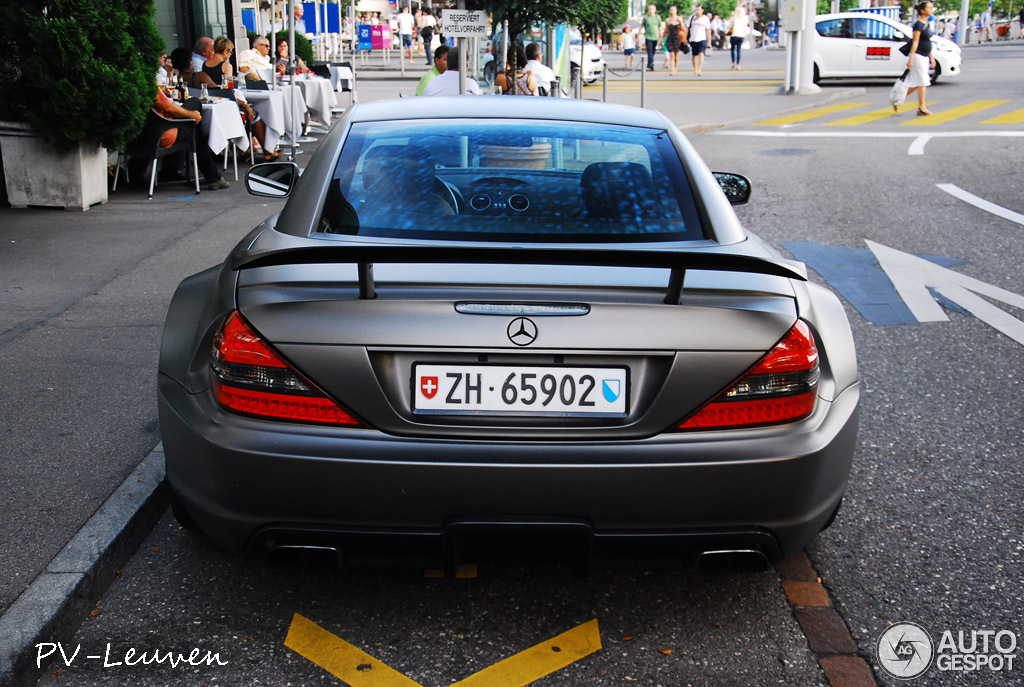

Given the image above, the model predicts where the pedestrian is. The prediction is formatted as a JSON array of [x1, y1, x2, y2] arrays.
[[903, 0, 936, 116], [981, 7, 993, 42], [420, 10, 437, 64], [642, 4, 662, 70], [622, 24, 636, 69], [663, 6, 685, 75], [1019, 4, 1024, 39], [710, 14, 723, 51], [396, 6, 415, 62], [728, 2, 751, 70], [688, 5, 711, 76]]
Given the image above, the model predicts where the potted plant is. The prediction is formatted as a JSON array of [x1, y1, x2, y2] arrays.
[[0, 0, 163, 210]]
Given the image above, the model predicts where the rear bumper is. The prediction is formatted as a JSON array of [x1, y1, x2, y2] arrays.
[[159, 374, 859, 566]]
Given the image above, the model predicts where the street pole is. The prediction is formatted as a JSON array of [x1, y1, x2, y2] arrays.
[[640, 55, 646, 108], [956, 0, 970, 45]]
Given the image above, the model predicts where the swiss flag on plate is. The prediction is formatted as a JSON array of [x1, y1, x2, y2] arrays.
[[420, 376, 439, 399]]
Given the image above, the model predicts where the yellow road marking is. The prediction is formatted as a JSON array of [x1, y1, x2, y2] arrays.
[[756, 103, 869, 126], [284, 614, 602, 687], [451, 619, 602, 687], [825, 102, 932, 126], [901, 100, 1009, 126], [285, 614, 424, 687], [981, 108, 1024, 124]]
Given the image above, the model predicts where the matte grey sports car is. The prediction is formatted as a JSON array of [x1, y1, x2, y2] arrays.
[[158, 97, 859, 570]]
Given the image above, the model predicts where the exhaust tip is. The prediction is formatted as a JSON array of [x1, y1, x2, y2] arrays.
[[264, 544, 343, 569], [696, 548, 771, 573]]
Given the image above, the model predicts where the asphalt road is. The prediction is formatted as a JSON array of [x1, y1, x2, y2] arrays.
[[5, 41, 1023, 687]]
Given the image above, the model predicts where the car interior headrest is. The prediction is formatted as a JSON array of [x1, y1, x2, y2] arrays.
[[580, 162, 657, 220]]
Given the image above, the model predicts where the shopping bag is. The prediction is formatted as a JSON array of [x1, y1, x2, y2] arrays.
[[889, 70, 910, 107]]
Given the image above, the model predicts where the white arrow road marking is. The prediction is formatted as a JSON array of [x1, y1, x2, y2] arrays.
[[866, 240, 1024, 345], [937, 184, 1024, 226]]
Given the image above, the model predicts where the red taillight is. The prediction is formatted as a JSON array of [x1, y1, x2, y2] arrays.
[[211, 311, 361, 426], [675, 320, 820, 431]]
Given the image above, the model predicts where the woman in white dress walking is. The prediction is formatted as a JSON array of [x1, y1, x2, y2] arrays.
[[904, 0, 936, 116]]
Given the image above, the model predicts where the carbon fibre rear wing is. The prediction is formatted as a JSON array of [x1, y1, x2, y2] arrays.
[[229, 242, 807, 305]]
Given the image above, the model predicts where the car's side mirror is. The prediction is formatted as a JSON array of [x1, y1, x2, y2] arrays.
[[246, 162, 300, 198], [713, 172, 751, 205]]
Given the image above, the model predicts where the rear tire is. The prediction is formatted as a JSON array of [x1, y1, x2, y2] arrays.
[[812, 63, 821, 85], [930, 62, 941, 84]]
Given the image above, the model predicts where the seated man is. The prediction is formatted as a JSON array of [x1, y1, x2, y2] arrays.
[[422, 47, 481, 95], [237, 36, 273, 80], [416, 45, 448, 96], [524, 42, 555, 96]]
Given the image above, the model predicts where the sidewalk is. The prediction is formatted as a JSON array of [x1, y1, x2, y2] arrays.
[[0, 46, 865, 686]]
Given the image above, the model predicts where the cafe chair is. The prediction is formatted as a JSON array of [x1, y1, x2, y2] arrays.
[[114, 109, 200, 200]]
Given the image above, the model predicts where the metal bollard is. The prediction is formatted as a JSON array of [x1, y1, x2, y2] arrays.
[[640, 56, 647, 108], [574, 69, 582, 99], [601, 65, 608, 102], [552, 75, 561, 97]]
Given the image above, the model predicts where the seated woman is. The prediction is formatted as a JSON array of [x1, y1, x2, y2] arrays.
[[494, 45, 537, 96], [170, 48, 278, 161], [202, 36, 234, 87], [275, 38, 309, 75]]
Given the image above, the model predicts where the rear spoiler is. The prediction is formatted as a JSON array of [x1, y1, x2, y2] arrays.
[[230, 243, 807, 305]]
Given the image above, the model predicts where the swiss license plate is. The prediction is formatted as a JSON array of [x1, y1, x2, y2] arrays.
[[413, 364, 628, 416]]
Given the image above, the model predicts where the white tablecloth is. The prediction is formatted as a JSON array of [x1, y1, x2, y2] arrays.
[[282, 76, 337, 130], [200, 99, 248, 154], [327, 65, 354, 93], [273, 83, 309, 137], [244, 89, 285, 152]]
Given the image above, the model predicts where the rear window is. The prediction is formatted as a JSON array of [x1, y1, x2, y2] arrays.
[[317, 119, 705, 243]]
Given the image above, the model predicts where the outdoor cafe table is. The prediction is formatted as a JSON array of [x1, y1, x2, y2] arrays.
[[242, 89, 285, 152], [286, 75, 338, 130], [200, 98, 248, 155]]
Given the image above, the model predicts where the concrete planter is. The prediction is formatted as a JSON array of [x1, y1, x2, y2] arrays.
[[0, 121, 108, 211]]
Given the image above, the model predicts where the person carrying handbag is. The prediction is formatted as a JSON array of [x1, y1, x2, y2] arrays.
[[727, 2, 751, 70], [900, 0, 937, 116]]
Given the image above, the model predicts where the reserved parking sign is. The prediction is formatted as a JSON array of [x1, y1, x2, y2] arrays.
[[441, 9, 488, 37]]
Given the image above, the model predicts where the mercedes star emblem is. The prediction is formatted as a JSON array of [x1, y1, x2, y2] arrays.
[[507, 317, 538, 346]]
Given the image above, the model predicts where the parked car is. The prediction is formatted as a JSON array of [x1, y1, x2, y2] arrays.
[[159, 97, 860, 571], [812, 12, 962, 83]]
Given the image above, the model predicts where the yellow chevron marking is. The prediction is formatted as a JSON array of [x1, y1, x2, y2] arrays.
[[980, 108, 1024, 124], [826, 102, 932, 126], [755, 103, 870, 126], [901, 100, 1009, 126], [285, 614, 602, 687]]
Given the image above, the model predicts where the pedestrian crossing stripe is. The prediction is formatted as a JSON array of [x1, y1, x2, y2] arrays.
[[981, 108, 1024, 124], [755, 103, 870, 126], [825, 102, 931, 126], [901, 100, 1009, 126]]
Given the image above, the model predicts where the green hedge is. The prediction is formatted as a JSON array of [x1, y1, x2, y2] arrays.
[[0, 0, 163, 151]]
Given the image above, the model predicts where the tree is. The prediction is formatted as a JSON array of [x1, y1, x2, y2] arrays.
[[0, 0, 163, 151]]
